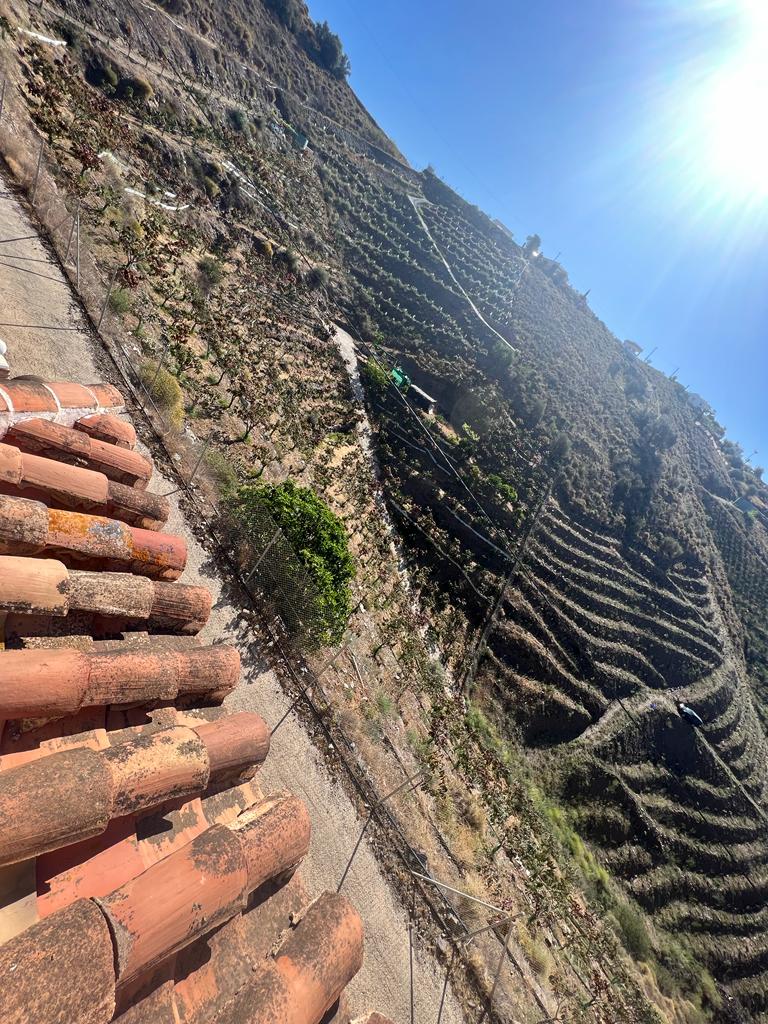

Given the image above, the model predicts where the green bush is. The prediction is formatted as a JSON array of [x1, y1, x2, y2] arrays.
[[227, 107, 247, 133], [139, 360, 184, 431], [226, 480, 354, 648], [109, 287, 132, 316], [274, 247, 300, 274], [613, 899, 651, 960], [487, 473, 517, 503], [361, 358, 390, 397], [264, 0, 303, 31], [254, 236, 273, 260], [116, 76, 154, 103], [99, 63, 118, 90], [305, 266, 329, 290], [203, 176, 220, 199], [308, 19, 350, 79], [198, 255, 224, 286]]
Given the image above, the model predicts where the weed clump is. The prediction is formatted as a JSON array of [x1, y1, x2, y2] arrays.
[[109, 287, 132, 316], [140, 360, 184, 431]]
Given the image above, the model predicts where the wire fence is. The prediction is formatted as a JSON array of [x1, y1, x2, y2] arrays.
[[0, 56, 566, 1022]]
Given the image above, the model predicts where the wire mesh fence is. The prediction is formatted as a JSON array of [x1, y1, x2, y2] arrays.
[[0, 52, 585, 1022]]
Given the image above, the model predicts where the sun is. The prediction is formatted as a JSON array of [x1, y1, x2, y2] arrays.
[[702, 46, 768, 199], [693, 1, 768, 202]]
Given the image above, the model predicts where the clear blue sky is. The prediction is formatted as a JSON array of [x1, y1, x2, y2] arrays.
[[307, 0, 767, 467]]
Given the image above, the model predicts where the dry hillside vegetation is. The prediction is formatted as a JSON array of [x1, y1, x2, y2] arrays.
[[1, 0, 768, 1020]]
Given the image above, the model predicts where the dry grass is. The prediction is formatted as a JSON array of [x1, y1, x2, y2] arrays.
[[516, 921, 552, 979]]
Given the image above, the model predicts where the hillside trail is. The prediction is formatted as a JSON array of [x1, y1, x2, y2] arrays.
[[0, 165, 466, 1023]]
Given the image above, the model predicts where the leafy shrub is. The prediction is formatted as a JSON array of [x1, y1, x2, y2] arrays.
[[307, 20, 350, 79], [116, 76, 154, 103], [361, 358, 390, 398], [274, 247, 300, 274], [549, 432, 571, 463], [305, 266, 329, 290], [659, 535, 683, 566], [88, 61, 118, 91], [227, 107, 247, 133], [109, 287, 132, 316], [612, 899, 651, 960], [487, 473, 517, 503], [139, 360, 184, 431], [254, 236, 273, 260], [198, 255, 224, 286], [264, 0, 304, 31], [203, 176, 220, 199], [226, 480, 353, 648]]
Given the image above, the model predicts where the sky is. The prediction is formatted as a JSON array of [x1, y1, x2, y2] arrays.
[[306, 0, 767, 467]]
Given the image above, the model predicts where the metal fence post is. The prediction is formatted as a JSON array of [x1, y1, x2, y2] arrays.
[[436, 950, 456, 1024], [0, 78, 6, 126], [64, 201, 79, 264], [31, 139, 44, 204], [97, 267, 119, 330], [75, 207, 80, 289]]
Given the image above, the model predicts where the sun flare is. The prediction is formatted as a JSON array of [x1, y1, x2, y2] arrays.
[[693, 1, 768, 201]]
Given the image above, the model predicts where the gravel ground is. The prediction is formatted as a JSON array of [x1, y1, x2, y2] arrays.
[[0, 166, 465, 1023]]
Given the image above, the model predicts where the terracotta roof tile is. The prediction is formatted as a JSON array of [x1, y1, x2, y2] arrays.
[[0, 897, 116, 1024], [0, 643, 240, 718], [37, 778, 266, 919], [211, 893, 363, 1024], [0, 495, 186, 578], [75, 413, 137, 449], [0, 715, 270, 865], [0, 442, 169, 527], [6, 418, 152, 487]]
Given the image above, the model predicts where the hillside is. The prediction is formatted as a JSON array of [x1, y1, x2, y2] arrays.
[[1, 0, 767, 1020]]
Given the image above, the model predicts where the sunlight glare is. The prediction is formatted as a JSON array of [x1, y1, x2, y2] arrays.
[[696, 0, 768, 200]]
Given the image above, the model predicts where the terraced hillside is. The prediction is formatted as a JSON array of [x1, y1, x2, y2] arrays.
[[329, 131, 768, 1017]]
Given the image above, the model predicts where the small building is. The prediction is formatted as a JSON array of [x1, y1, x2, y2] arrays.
[[623, 340, 642, 357], [409, 384, 437, 417], [734, 495, 762, 515], [292, 130, 309, 152], [687, 392, 715, 417]]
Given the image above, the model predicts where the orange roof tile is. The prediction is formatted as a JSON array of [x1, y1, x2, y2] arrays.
[[75, 413, 137, 449], [0, 495, 186, 578], [6, 418, 152, 487]]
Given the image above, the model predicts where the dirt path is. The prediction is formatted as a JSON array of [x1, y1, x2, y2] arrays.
[[0, 179, 103, 380], [0, 164, 465, 1023]]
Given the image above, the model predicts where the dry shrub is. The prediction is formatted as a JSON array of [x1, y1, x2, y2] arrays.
[[516, 921, 552, 979], [459, 868, 490, 929], [140, 360, 184, 431]]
